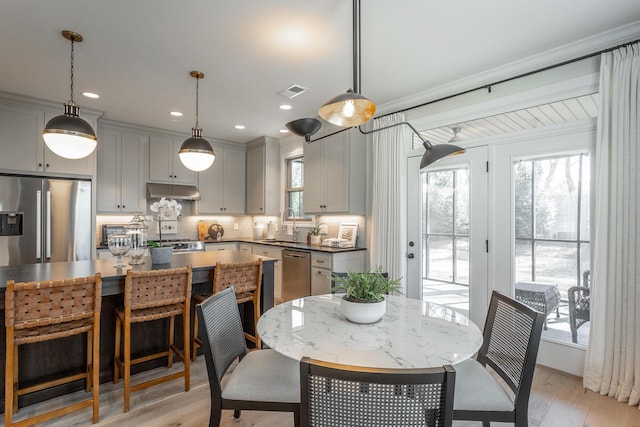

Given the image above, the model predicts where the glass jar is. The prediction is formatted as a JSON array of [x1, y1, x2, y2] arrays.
[[127, 213, 148, 265], [108, 232, 131, 269]]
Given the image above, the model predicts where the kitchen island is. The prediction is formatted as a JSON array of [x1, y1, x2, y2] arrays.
[[0, 251, 275, 412]]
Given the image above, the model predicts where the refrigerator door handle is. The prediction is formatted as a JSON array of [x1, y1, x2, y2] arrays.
[[45, 190, 51, 259], [36, 190, 42, 259]]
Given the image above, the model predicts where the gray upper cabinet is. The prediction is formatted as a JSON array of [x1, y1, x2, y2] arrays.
[[303, 128, 365, 214], [96, 127, 147, 213], [148, 136, 196, 185], [197, 145, 246, 214], [0, 103, 96, 176], [246, 136, 280, 215]]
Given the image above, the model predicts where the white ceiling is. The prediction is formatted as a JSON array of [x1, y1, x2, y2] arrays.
[[0, 1, 638, 144]]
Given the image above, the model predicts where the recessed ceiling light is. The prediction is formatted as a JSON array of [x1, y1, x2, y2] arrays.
[[280, 129, 289, 133], [170, 111, 183, 117], [235, 125, 246, 130], [279, 104, 292, 110], [82, 92, 99, 99]]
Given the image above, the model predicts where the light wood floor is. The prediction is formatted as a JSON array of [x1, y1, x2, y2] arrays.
[[12, 358, 640, 427]]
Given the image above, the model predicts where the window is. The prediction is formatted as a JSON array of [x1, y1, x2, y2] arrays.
[[285, 156, 311, 220], [514, 153, 591, 293]]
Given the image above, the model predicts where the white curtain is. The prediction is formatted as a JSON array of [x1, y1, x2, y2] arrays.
[[584, 43, 640, 408], [370, 113, 407, 285]]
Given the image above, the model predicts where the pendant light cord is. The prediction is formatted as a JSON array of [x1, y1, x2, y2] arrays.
[[195, 76, 199, 128], [69, 36, 75, 104], [353, 0, 362, 95]]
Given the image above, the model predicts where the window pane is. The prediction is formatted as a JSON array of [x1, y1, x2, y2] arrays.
[[534, 241, 577, 294], [534, 156, 580, 240], [455, 237, 469, 285], [427, 171, 453, 234], [515, 239, 533, 282], [455, 169, 470, 235], [426, 235, 453, 282], [287, 191, 304, 218], [289, 157, 304, 188], [514, 161, 533, 239]]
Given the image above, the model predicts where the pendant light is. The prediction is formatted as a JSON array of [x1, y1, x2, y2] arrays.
[[179, 71, 215, 172], [285, 118, 321, 142], [43, 30, 97, 159], [319, 0, 376, 127]]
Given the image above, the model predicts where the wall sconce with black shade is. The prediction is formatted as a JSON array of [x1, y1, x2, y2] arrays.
[[179, 71, 216, 172], [285, 118, 322, 142], [318, 0, 375, 127], [42, 30, 97, 160]]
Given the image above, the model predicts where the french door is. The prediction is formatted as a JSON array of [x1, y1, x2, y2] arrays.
[[406, 146, 489, 327]]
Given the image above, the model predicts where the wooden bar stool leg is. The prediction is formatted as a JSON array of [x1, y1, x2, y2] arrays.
[[92, 327, 100, 424], [13, 345, 18, 413], [114, 315, 122, 384], [183, 306, 190, 391], [5, 327, 14, 426], [124, 318, 131, 413], [168, 315, 175, 368], [191, 311, 199, 362]]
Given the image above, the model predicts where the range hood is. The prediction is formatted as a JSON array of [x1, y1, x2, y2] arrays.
[[146, 183, 201, 201]]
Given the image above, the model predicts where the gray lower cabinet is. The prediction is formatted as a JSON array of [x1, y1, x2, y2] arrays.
[[252, 244, 283, 301], [311, 251, 367, 295]]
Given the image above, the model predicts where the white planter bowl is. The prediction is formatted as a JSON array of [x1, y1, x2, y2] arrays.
[[340, 296, 386, 323]]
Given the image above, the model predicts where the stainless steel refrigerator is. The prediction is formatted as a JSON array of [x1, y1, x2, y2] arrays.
[[0, 174, 92, 266]]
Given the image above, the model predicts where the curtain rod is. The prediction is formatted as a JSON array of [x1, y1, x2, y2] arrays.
[[308, 37, 638, 143], [380, 38, 640, 119]]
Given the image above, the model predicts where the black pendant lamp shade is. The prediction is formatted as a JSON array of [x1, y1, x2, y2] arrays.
[[179, 71, 215, 172], [420, 141, 466, 169], [286, 118, 322, 142], [43, 31, 97, 160], [318, 0, 376, 127]]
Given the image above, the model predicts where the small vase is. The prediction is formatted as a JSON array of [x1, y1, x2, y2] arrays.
[[149, 246, 173, 265], [340, 296, 386, 323]]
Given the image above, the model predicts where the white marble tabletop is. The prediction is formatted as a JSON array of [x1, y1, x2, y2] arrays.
[[257, 294, 483, 369]]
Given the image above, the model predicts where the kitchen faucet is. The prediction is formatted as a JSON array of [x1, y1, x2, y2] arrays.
[[282, 208, 297, 242]]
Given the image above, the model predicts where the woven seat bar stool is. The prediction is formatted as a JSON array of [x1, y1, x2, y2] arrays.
[[192, 259, 263, 360], [4, 274, 102, 427], [113, 266, 192, 412]]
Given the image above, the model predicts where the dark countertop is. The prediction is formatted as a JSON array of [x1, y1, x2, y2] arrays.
[[97, 238, 366, 253], [0, 251, 275, 295], [203, 238, 367, 253]]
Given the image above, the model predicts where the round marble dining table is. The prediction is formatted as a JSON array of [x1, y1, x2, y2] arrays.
[[257, 294, 483, 369]]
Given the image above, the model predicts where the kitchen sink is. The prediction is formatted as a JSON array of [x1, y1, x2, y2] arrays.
[[259, 239, 297, 245]]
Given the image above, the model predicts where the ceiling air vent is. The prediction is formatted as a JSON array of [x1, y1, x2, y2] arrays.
[[278, 84, 307, 99]]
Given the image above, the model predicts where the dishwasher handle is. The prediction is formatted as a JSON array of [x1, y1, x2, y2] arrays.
[[284, 251, 309, 259]]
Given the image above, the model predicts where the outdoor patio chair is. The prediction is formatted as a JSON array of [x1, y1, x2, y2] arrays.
[[568, 270, 591, 343]]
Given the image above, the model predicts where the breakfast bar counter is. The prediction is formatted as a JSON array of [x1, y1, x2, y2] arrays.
[[0, 251, 275, 412]]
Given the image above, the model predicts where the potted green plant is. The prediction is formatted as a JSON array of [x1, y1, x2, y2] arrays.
[[331, 268, 402, 323], [308, 226, 321, 245]]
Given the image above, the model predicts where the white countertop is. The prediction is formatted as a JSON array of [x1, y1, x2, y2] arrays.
[[257, 294, 483, 369]]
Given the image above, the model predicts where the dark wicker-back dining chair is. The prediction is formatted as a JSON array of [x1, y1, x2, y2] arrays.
[[300, 357, 456, 427], [453, 290, 544, 427], [196, 286, 301, 427]]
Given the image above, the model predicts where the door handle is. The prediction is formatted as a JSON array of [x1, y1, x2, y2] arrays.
[[36, 190, 42, 259], [45, 191, 51, 259]]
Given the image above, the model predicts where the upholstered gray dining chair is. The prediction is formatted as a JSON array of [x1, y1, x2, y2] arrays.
[[195, 286, 301, 427], [453, 290, 544, 427], [300, 357, 456, 427]]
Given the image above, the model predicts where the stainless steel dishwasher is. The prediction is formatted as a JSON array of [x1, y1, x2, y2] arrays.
[[282, 249, 311, 302]]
